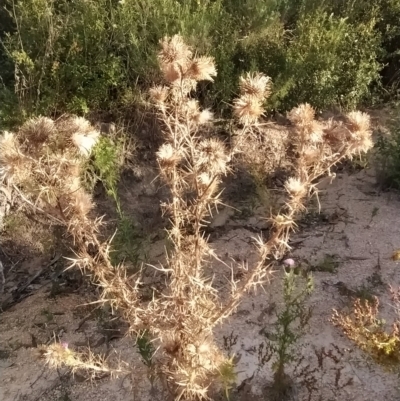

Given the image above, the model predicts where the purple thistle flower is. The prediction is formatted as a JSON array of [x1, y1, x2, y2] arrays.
[[283, 258, 295, 267]]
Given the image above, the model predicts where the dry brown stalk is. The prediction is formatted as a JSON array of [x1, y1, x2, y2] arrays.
[[147, 35, 373, 398]]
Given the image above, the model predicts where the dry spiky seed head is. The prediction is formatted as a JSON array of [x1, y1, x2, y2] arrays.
[[197, 138, 230, 175], [149, 85, 169, 105], [186, 56, 217, 82], [184, 99, 214, 126], [346, 111, 371, 133], [158, 35, 192, 82], [350, 135, 374, 154], [239, 72, 271, 100], [43, 343, 78, 370], [157, 143, 182, 169], [284, 177, 307, 198], [162, 63, 182, 83], [233, 95, 264, 124], [70, 116, 92, 134], [159, 34, 193, 65], [19, 116, 55, 145], [288, 103, 315, 127], [198, 172, 213, 187], [197, 172, 220, 198], [185, 99, 201, 119], [345, 111, 373, 154], [196, 109, 214, 125], [71, 130, 100, 156]]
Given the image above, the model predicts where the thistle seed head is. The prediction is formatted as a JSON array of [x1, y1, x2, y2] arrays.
[[284, 177, 307, 198], [288, 103, 315, 127], [233, 95, 264, 125], [149, 85, 169, 105], [239, 72, 271, 100], [157, 143, 182, 169], [20, 116, 55, 145], [71, 130, 99, 156], [186, 56, 217, 82]]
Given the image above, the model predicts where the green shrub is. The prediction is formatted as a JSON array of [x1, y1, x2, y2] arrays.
[[376, 113, 400, 189], [283, 8, 381, 110], [83, 135, 124, 201], [0, 0, 397, 120], [2, 0, 126, 115]]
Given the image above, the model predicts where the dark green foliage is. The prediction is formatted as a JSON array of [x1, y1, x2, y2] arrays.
[[0, 0, 399, 123], [136, 329, 155, 368], [376, 113, 400, 189]]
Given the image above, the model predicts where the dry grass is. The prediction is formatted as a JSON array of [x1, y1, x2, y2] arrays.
[[1, 210, 56, 254], [331, 288, 400, 365], [0, 34, 374, 400]]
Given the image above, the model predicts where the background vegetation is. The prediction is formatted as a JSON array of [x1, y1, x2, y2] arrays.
[[1, 0, 400, 128]]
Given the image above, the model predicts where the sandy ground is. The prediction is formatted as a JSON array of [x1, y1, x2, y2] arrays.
[[1, 166, 400, 401]]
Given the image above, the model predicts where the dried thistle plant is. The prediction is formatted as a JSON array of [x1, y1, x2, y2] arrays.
[[0, 115, 142, 379], [0, 34, 374, 401], [234, 97, 373, 254], [147, 36, 372, 399], [0, 116, 97, 229], [42, 342, 128, 379], [149, 35, 230, 399]]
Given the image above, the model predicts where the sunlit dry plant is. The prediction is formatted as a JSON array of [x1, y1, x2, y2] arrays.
[[1, 34, 375, 401], [149, 35, 232, 399], [144, 36, 372, 399], [187, 56, 217, 82], [239, 72, 271, 99], [0, 114, 143, 324], [233, 72, 271, 125], [233, 82, 373, 258], [0, 131, 30, 183], [0, 117, 102, 235], [331, 295, 400, 364]]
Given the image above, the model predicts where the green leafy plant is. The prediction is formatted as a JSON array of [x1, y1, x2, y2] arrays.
[[270, 270, 313, 387], [218, 358, 236, 401], [83, 136, 124, 208], [137, 330, 155, 368], [375, 117, 400, 189], [83, 132, 143, 267], [111, 215, 144, 269], [258, 268, 313, 400]]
